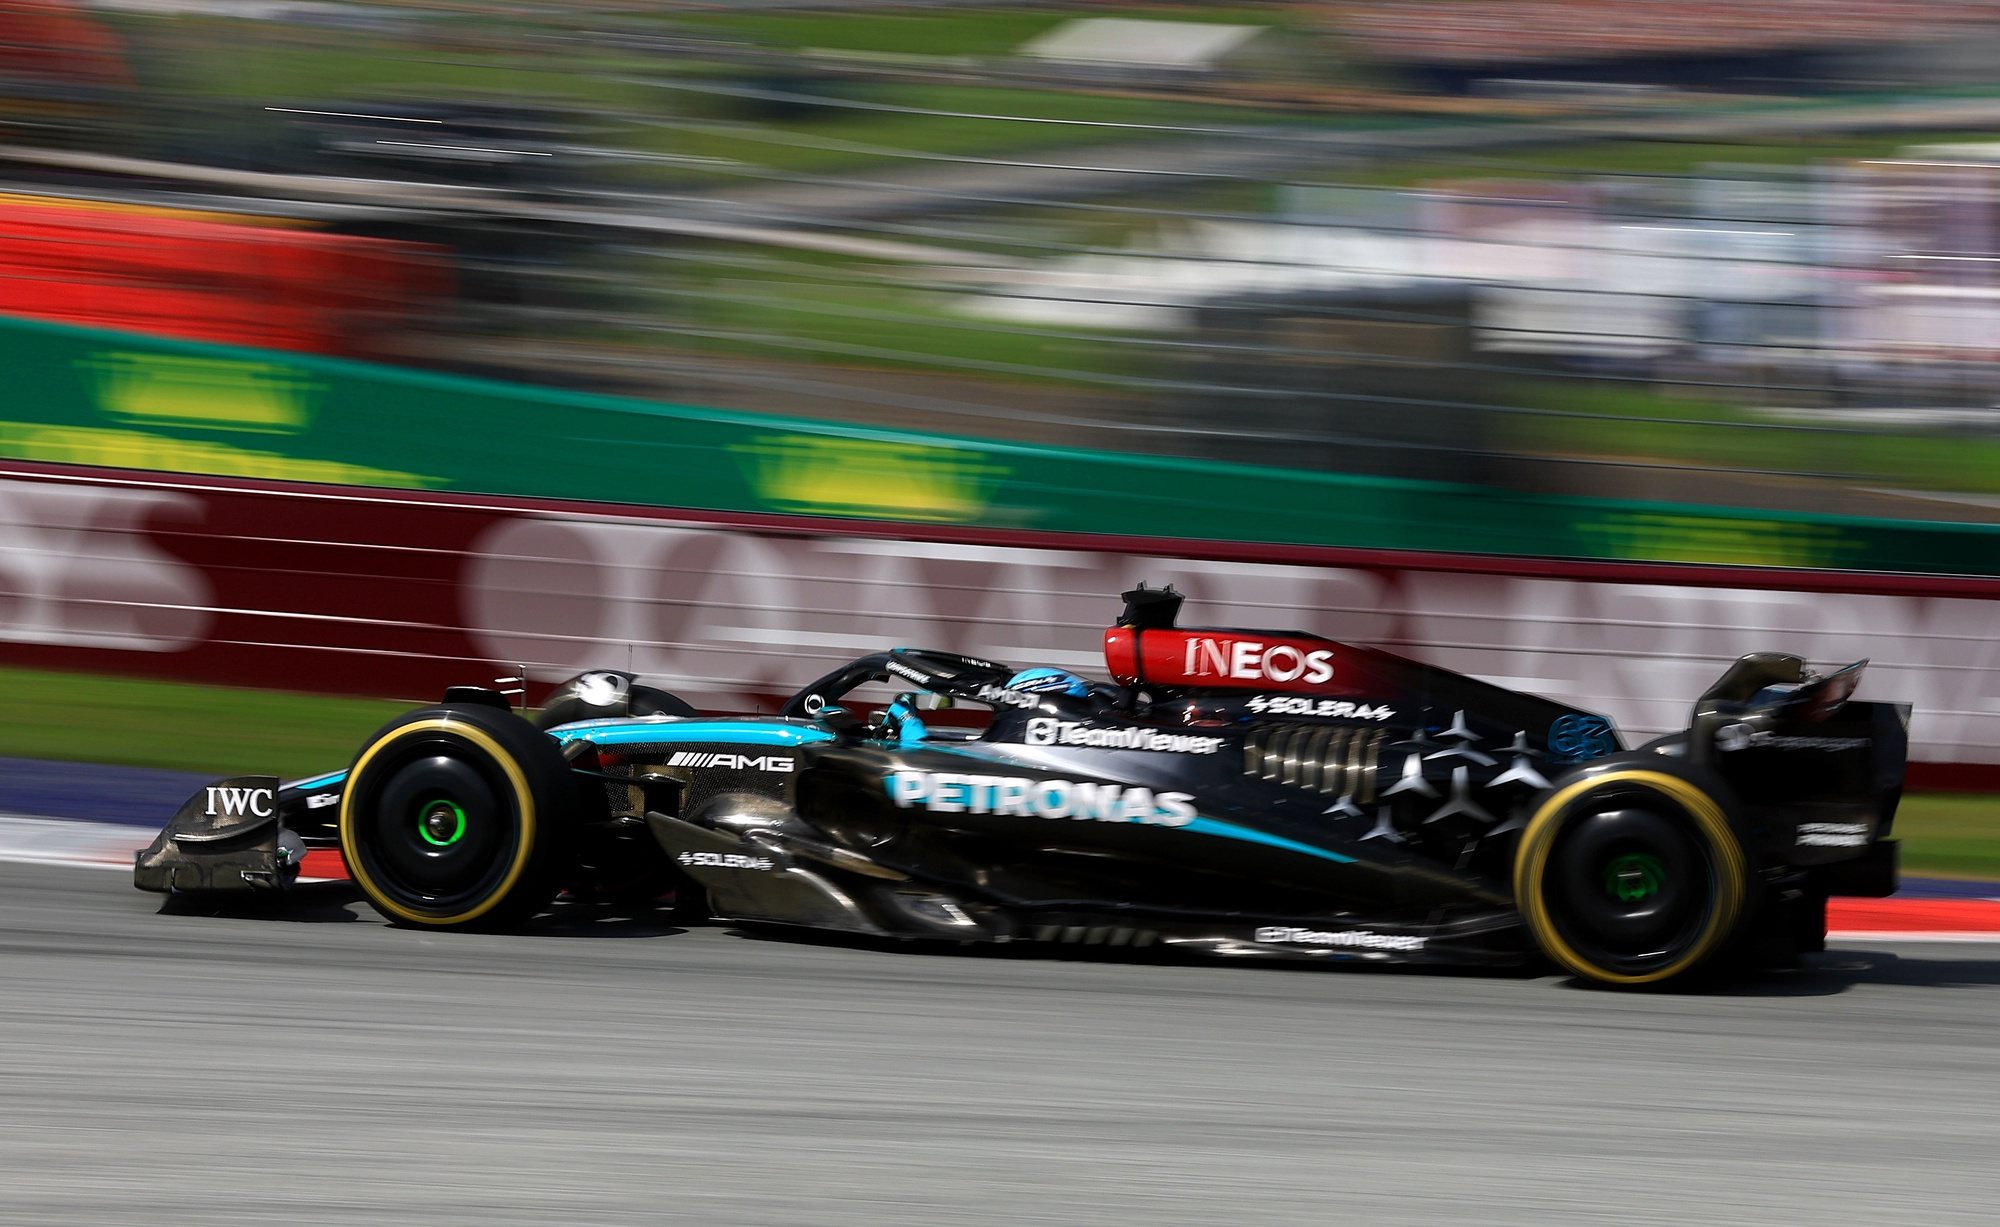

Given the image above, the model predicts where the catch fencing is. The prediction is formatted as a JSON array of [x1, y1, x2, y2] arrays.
[[13, 4, 2000, 511]]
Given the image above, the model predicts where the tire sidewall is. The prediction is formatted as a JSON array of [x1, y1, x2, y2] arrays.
[[1514, 757, 1748, 987]]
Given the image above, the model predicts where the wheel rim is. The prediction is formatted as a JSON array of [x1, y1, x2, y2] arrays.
[[417, 800, 468, 848], [1543, 804, 1718, 978], [349, 736, 520, 914], [1603, 852, 1666, 903]]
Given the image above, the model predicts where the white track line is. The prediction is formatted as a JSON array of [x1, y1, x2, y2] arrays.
[[0, 813, 147, 870], [0, 814, 340, 882], [1830, 931, 2000, 943]]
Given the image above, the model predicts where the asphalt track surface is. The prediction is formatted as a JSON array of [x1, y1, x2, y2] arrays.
[[4, 862, 1999, 1226]]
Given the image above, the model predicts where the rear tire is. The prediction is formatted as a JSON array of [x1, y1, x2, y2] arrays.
[[1514, 763, 1748, 988], [340, 703, 575, 929]]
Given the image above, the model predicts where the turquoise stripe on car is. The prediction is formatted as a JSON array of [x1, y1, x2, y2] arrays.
[[285, 770, 347, 791], [1180, 817, 1355, 864], [548, 720, 837, 748]]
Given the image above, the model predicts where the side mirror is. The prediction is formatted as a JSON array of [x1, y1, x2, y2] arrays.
[[816, 704, 866, 735]]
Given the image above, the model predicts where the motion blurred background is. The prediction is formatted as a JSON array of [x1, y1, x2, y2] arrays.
[[7, 0, 2000, 509], [4, 14, 1999, 1223], [4, 15, 1998, 1223], [0, 0, 1997, 821]]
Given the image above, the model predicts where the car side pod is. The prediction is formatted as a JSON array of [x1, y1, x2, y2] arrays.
[[134, 775, 301, 894]]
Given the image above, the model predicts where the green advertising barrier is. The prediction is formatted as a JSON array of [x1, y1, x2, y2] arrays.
[[4, 315, 1998, 576]]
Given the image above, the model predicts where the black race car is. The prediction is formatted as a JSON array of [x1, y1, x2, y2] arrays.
[[136, 586, 1907, 988]]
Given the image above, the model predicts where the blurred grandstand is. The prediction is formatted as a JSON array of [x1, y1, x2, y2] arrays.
[[1348, 1, 2000, 92], [3, 0, 2000, 520]]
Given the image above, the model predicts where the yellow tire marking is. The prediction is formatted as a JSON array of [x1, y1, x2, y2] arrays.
[[339, 715, 535, 927], [1514, 769, 1745, 986]]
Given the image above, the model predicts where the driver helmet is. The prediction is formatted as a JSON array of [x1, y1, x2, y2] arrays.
[[1006, 666, 1092, 697]]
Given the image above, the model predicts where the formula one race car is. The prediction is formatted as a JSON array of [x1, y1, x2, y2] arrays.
[[136, 587, 1908, 988]]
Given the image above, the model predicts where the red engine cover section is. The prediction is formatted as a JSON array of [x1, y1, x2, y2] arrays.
[[1105, 626, 1370, 693]]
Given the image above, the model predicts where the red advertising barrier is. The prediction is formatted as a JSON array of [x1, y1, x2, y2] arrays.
[[0, 469, 498, 699], [0, 198, 448, 356], [0, 0, 132, 88], [0, 460, 1995, 785]]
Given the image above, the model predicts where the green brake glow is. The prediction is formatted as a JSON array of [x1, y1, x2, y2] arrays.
[[1605, 852, 1666, 903], [418, 801, 468, 848]]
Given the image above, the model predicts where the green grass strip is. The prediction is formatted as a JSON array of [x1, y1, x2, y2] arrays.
[[1514, 381, 2000, 497], [0, 667, 405, 780], [1894, 793, 2000, 880]]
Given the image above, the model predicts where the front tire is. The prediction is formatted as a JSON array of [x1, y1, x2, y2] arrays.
[[340, 702, 575, 929], [1514, 763, 1748, 988]]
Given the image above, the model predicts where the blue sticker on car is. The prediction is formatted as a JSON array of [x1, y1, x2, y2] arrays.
[[1548, 714, 1617, 764]]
